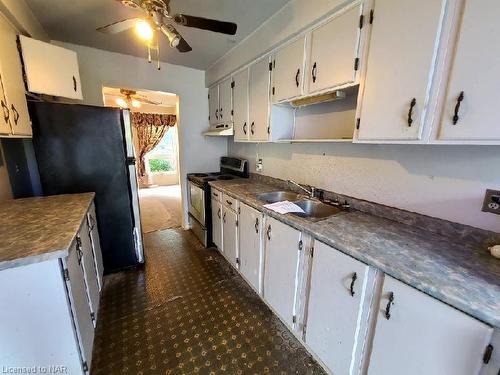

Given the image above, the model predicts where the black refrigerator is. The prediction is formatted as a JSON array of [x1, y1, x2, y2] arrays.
[[30, 102, 144, 273]]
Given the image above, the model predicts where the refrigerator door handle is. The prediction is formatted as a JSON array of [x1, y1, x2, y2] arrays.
[[126, 157, 136, 165]]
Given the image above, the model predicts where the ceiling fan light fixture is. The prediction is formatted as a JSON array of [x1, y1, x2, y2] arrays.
[[135, 19, 154, 41], [160, 24, 180, 48], [115, 98, 129, 108], [131, 99, 141, 108]]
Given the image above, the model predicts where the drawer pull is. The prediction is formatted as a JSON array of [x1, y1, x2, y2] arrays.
[[226, 200, 232, 205], [385, 292, 395, 320], [349, 272, 357, 297], [452, 91, 464, 125]]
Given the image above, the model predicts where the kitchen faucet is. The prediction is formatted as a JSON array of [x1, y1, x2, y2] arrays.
[[287, 180, 316, 198]]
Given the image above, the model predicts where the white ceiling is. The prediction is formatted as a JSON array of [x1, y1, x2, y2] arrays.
[[25, 0, 291, 70], [102, 86, 178, 113]]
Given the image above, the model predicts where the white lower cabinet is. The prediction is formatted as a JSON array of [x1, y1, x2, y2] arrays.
[[222, 205, 238, 268], [238, 202, 263, 292], [367, 275, 493, 375], [305, 241, 373, 375], [87, 203, 104, 290], [211, 198, 223, 251], [263, 216, 301, 326]]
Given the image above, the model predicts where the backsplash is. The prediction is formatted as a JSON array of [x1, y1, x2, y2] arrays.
[[250, 173, 500, 250]]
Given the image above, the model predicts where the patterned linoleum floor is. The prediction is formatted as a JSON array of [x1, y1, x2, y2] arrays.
[[91, 228, 326, 375]]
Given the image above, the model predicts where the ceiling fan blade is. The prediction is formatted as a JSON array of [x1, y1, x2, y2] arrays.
[[173, 14, 237, 35], [96, 18, 140, 34], [176, 35, 193, 53]]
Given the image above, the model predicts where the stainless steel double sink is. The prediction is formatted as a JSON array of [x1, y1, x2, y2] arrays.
[[255, 191, 342, 222]]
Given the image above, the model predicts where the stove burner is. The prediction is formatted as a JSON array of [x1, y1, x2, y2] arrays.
[[204, 178, 217, 182], [209, 172, 223, 176], [217, 175, 236, 180], [191, 173, 208, 177]]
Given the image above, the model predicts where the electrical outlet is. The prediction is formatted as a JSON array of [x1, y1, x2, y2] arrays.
[[256, 158, 263, 172], [482, 189, 500, 214]]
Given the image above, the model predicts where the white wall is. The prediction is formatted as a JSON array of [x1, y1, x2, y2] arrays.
[[54, 41, 228, 227]]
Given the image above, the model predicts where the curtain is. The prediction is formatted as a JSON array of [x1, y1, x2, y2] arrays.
[[131, 112, 177, 177]]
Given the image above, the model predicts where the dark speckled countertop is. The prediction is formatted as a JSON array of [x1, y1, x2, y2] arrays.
[[0, 193, 95, 271], [209, 179, 500, 328]]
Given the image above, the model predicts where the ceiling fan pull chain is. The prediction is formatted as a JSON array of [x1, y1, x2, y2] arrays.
[[157, 35, 161, 70]]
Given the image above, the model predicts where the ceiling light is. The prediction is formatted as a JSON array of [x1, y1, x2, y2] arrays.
[[115, 98, 128, 108], [160, 24, 180, 48], [135, 19, 154, 41], [131, 99, 141, 108]]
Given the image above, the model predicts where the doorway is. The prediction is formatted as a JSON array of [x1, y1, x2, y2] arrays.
[[103, 86, 182, 233]]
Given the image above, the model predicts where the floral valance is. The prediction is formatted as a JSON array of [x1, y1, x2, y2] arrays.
[[131, 112, 177, 128]]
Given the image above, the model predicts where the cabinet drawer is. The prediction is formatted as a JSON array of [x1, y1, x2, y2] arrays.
[[223, 194, 238, 211], [211, 188, 222, 202]]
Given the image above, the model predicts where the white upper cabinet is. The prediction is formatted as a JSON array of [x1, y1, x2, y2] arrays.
[[357, 0, 447, 141], [0, 71, 11, 135], [0, 18, 31, 136], [438, 0, 500, 141], [367, 275, 493, 375], [272, 36, 306, 103], [307, 3, 363, 95], [263, 217, 301, 326], [238, 202, 262, 292], [232, 68, 249, 141], [19, 36, 83, 100], [208, 85, 219, 125], [306, 241, 371, 375], [249, 56, 271, 141], [218, 78, 232, 124]]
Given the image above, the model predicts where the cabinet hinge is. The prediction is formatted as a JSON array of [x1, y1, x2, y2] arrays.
[[82, 361, 88, 372], [208, 94, 210, 99], [231, 109, 234, 116], [90, 312, 96, 322], [298, 240, 303, 251], [359, 14, 364, 29], [236, 257, 240, 265], [354, 57, 360, 71], [269, 62, 273, 71], [369, 9, 374, 24], [292, 315, 297, 324], [238, 207, 241, 214], [310, 247, 315, 258], [76, 235, 82, 249], [231, 81, 235, 89], [356, 118, 361, 130], [236, 220, 238, 227], [62, 268, 70, 281], [208, 115, 210, 121], [272, 87, 275, 95], [267, 126, 270, 134], [483, 344, 494, 364], [273, 60, 275, 69]]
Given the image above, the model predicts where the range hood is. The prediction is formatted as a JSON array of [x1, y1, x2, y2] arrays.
[[203, 123, 234, 136], [290, 90, 346, 108]]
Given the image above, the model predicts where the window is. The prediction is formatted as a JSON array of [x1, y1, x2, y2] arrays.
[[146, 126, 178, 174]]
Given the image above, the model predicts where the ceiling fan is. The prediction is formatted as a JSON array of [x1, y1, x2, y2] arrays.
[[109, 89, 161, 108], [97, 0, 238, 68]]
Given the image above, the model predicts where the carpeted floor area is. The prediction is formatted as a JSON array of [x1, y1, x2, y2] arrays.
[[91, 228, 326, 375], [139, 185, 182, 233]]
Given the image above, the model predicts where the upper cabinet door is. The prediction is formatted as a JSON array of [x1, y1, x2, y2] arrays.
[[367, 275, 493, 375], [233, 69, 249, 141], [307, 4, 363, 95], [272, 36, 305, 103], [249, 57, 271, 141], [263, 217, 301, 326], [357, 0, 447, 141], [306, 241, 371, 375], [0, 20, 31, 136], [208, 85, 219, 125], [0, 70, 11, 135], [218, 78, 232, 124], [19, 36, 83, 101], [438, 0, 500, 141]]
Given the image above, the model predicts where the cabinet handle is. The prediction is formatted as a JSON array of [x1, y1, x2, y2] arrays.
[[223, 211, 226, 223], [349, 272, 358, 297], [11, 104, 19, 125], [384, 292, 395, 320], [220, 107, 223, 119], [217, 208, 221, 219], [295, 68, 300, 87], [89, 214, 96, 231], [312, 62, 317, 83], [251, 122, 255, 135], [73, 76, 77, 92], [407, 98, 416, 127], [226, 199, 232, 205], [243, 122, 247, 134], [213, 192, 218, 197], [1, 100, 9, 123], [254, 217, 259, 233], [452, 91, 464, 125], [215, 109, 219, 120], [266, 224, 271, 240]]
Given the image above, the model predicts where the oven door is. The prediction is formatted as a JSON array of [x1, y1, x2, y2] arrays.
[[188, 180, 205, 225]]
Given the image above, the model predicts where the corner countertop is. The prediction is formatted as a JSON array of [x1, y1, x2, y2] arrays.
[[0, 193, 95, 271], [209, 179, 500, 328]]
